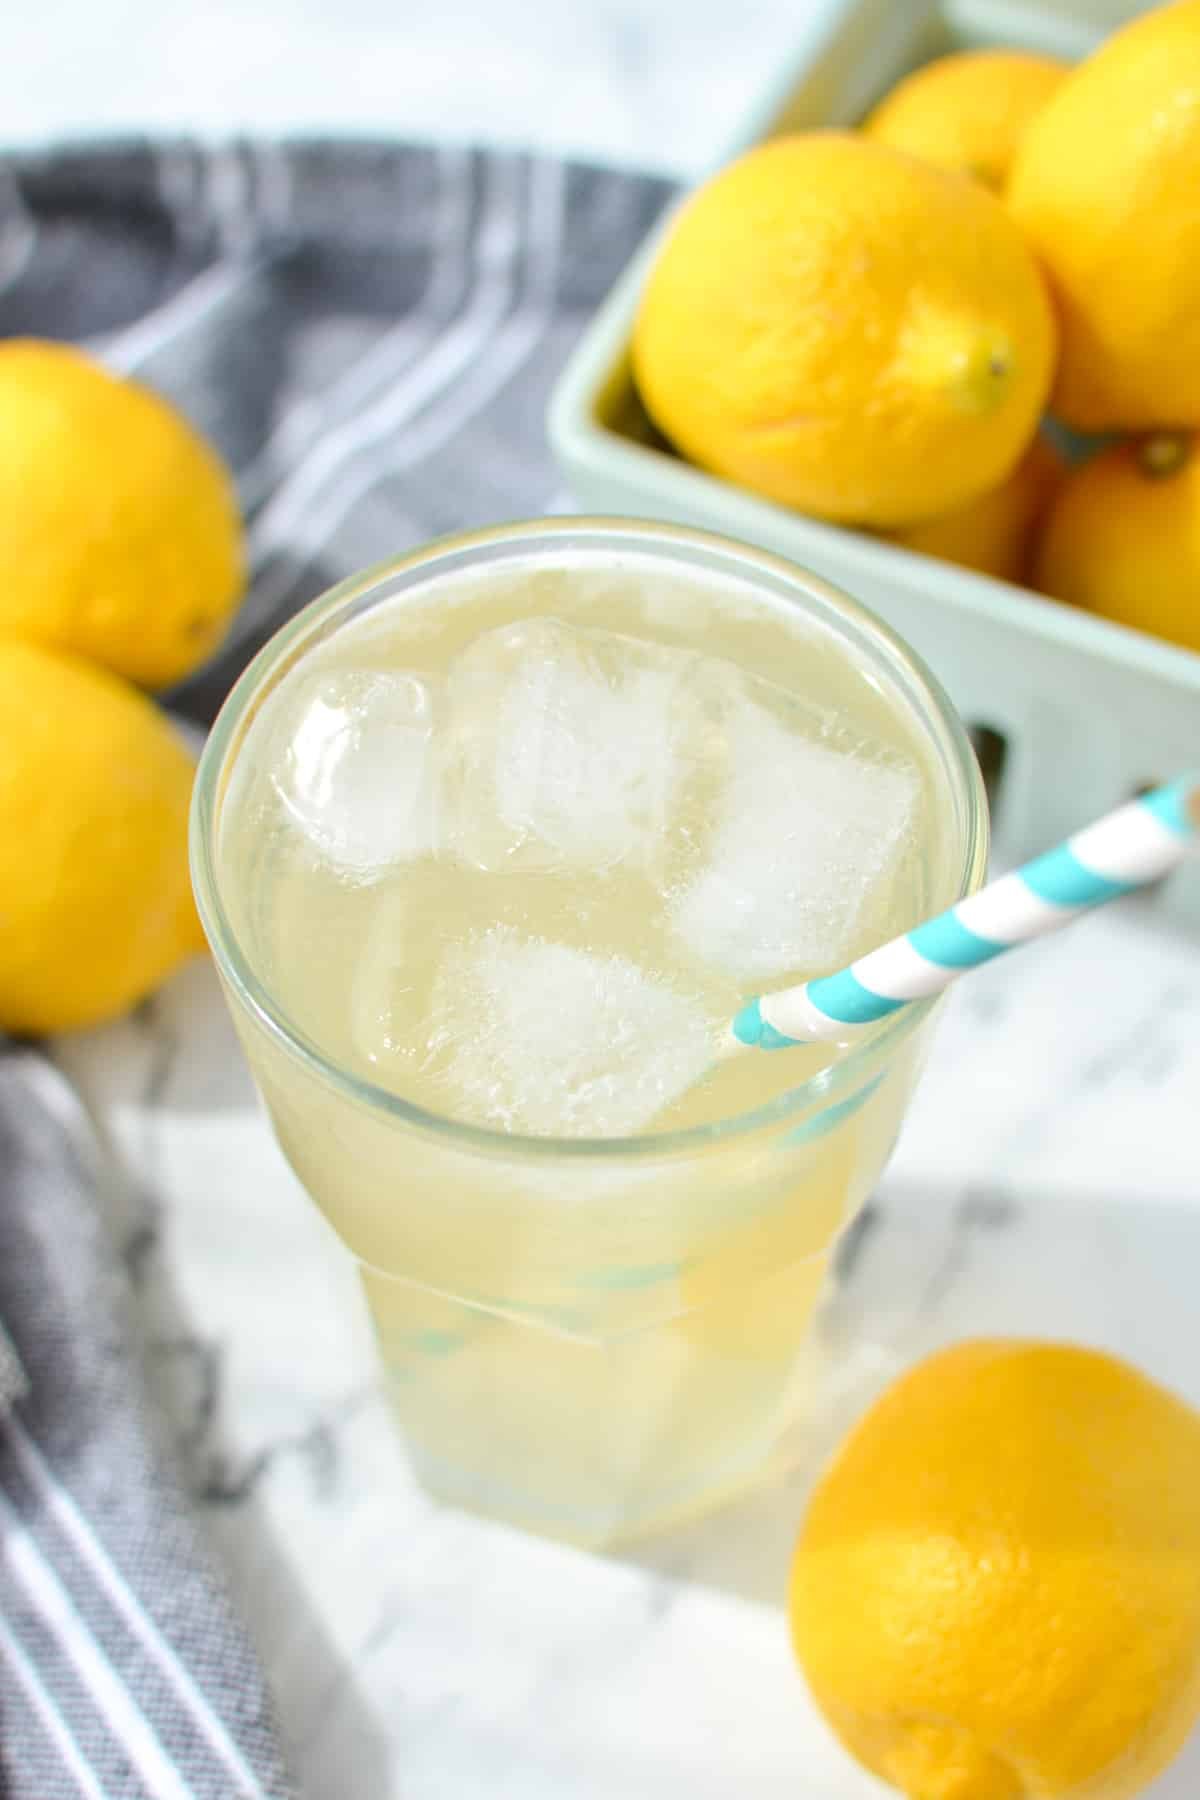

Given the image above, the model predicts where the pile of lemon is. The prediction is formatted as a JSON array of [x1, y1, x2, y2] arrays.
[[633, 0, 1200, 654], [0, 339, 243, 1034]]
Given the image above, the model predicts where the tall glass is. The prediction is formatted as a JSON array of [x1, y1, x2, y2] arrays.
[[191, 519, 987, 1548]]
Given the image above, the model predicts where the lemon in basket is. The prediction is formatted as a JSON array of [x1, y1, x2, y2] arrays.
[[0, 640, 204, 1035], [0, 338, 244, 688], [864, 49, 1066, 191], [633, 134, 1055, 527], [790, 1339, 1200, 1800], [889, 433, 1063, 584], [1033, 433, 1200, 654], [1009, 0, 1200, 432]]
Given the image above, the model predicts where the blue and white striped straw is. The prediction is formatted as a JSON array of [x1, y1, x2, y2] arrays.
[[733, 774, 1200, 1052]]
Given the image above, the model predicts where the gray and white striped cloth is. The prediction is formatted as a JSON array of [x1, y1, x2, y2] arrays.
[[0, 138, 672, 1798]]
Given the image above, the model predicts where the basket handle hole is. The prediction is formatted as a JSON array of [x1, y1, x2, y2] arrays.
[[967, 724, 1008, 808]]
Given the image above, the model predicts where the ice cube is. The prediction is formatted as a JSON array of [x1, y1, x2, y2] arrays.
[[427, 927, 716, 1137], [442, 617, 697, 874], [269, 667, 439, 877], [670, 700, 920, 983]]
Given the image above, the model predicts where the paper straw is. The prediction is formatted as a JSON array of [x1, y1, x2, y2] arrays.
[[733, 774, 1200, 1052]]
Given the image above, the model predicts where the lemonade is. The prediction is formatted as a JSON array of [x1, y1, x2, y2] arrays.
[[194, 521, 985, 1545]]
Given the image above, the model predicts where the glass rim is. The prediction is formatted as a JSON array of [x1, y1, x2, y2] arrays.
[[190, 516, 989, 1162]]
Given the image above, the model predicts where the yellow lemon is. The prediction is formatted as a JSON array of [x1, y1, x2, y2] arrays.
[[1008, 0, 1200, 432], [0, 339, 244, 688], [790, 1339, 1200, 1800], [0, 640, 204, 1034], [889, 434, 1064, 584], [633, 134, 1055, 527], [1032, 433, 1200, 653], [864, 50, 1067, 191]]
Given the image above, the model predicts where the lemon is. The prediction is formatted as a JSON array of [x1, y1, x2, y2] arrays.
[[1033, 434, 1200, 654], [790, 1339, 1200, 1800], [1008, 0, 1200, 432], [0, 339, 244, 688], [0, 640, 204, 1034], [889, 434, 1064, 584], [633, 134, 1055, 527], [864, 50, 1066, 191]]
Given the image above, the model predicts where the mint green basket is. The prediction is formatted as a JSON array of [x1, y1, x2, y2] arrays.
[[548, 0, 1200, 928]]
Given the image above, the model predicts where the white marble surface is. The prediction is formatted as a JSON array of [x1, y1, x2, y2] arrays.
[[16, 1, 1200, 1794], [6, 0, 820, 178]]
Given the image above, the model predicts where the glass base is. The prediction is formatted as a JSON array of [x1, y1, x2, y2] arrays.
[[401, 1398, 816, 1550], [364, 1242, 838, 1548]]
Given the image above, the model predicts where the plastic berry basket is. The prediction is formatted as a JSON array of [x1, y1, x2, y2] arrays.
[[547, 0, 1199, 928]]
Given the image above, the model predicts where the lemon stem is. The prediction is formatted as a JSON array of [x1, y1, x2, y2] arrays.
[[1137, 433, 1191, 479]]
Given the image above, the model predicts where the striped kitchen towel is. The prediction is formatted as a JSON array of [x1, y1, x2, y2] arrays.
[[0, 138, 673, 1796], [0, 1049, 295, 1800]]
